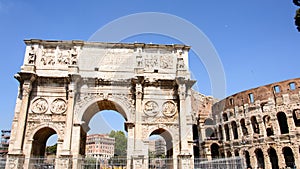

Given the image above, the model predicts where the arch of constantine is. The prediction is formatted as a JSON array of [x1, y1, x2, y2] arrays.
[[6, 39, 196, 169]]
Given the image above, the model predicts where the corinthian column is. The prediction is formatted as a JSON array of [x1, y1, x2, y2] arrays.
[[12, 72, 36, 154]]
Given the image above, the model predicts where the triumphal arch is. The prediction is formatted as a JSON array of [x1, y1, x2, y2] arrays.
[[6, 39, 196, 169]]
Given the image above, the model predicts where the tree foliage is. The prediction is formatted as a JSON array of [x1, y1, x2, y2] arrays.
[[295, 9, 300, 32], [46, 144, 57, 155], [109, 130, 127, 157], [294, 0, 300, 31], [294, 0, 300, 6]]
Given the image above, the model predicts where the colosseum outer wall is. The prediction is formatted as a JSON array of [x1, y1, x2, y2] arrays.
[[199, 78, 300, 168]]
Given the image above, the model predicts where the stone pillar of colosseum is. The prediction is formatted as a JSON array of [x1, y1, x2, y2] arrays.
[[277, 147, 286, 168], [262, 146, 271, 169], [246, 118, 254, 136], [272, 115, 281, 136], [249, 148, 256, 168], [228, 123, 234, 142], [257, 116, 266, 137], [221, 125, 226, 142], [236, 122, 243, 140], [287, 110, 296, 132], [292, 146, 300, 168]]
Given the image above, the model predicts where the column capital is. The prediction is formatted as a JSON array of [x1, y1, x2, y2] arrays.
[[14, 72, 37, 97], [14, 72, 37, 84]]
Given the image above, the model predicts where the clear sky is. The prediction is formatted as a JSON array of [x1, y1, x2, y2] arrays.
[[0, 1, 299, 135]]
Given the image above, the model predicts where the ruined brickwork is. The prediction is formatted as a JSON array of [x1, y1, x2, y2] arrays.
[[197, 78, 300, 168]]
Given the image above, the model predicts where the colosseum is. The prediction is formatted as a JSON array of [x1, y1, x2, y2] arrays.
[[195, 78, 300, 169]]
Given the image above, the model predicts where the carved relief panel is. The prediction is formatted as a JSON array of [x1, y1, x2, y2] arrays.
[[162, 101, 177, 117], [31, 98, 48, 114], [30, 97, 67, 115], [143, 100, 178, 123], [144, 101, 159, 116], [26, 44, 80, 67], [40, 46, 78, 66], [136, 54, 175, 71], [50, 98, 68, 114]]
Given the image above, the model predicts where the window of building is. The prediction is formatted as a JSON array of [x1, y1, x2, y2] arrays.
[[223, 113, 228, 122], [273, 85, 280, 93], [229, 98, 234, 105], [204, 118, 214, 125], [289, 82, 296, 90], [248, 93, 254, 103]]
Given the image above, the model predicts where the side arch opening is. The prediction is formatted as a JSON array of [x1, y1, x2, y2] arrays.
[[148, 128, 173, 168]]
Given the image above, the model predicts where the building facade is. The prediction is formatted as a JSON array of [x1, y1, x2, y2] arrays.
[[196, 78, 300, 169], [85, 134, 115, 160]]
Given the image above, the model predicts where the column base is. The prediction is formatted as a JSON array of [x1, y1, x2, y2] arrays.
[[178, 154, 193, 169], [56, 155, 73, 169], [131, 155, 146, 169], [5, 154, 25, 169]]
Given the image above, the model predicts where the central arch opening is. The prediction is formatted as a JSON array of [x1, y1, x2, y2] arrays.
[[80, 100, 128, 168]]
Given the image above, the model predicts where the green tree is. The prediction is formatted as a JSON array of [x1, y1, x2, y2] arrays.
[[295, 9, 300, 32], [109, 130, 127, 157], [46, 144, 57, 155], [294, 0, 300, 6], [294, 0, 300, 31]]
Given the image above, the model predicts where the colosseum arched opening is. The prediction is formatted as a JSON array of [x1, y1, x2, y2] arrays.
[[283, 147, 295, 168], [255, 148, 265, 169], [268, 147, 279, 169], [277, 112, 289, 134]]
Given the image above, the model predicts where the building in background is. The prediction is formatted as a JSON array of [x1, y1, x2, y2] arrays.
[[155, 138, 166, 157], [85, 134, 115, 161], [0, 130, 10, 168], [0, 130, 10, 157], [148, 140, 156, 157]]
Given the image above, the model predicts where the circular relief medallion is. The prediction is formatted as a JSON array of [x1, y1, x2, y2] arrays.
[[31, 98, 48, 114], [162, 101, 177, 117], [50, 98, 67, 114], [144, 101, 159, 116]]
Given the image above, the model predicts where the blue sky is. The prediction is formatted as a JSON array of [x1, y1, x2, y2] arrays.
[[0, 1, 299, 135]]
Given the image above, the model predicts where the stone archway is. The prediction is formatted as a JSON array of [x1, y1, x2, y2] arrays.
[[210, 143, 219, 159], [76, 99, 129, 133], [255, 148, 265, 169], [282, 147, 295, 168], [30, 127, 57, 158], [148, 128, 174, 169], [268, 147, 279, 169], [7, 40, 196, 169], [28, 127, 58, 168]]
